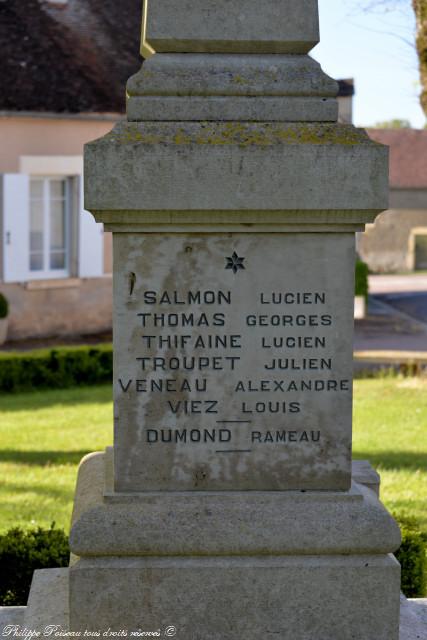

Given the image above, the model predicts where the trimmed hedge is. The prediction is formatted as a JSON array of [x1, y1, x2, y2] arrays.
[[0, 345, 112, 393], [395, 513, 427, 598], [0, 525, 69, 606], [355, 259, 369, 300], [0, 514, 426, 606]]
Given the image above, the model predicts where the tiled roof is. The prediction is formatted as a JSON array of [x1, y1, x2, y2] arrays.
[[0, 0, 141, 113], [1, 1, 356, 115], [368, 129, 427, 189]]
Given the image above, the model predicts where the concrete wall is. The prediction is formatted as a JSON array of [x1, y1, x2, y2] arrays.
[[2, 276, 112, 340], [337, 96, 353, 125], [358, 206, 427, 273]]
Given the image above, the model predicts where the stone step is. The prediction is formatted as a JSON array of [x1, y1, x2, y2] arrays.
[[400, 595, 427, 640], [24, 568, 68, 632], [0, 605, 26, 631], [1, 579, 426, 639]]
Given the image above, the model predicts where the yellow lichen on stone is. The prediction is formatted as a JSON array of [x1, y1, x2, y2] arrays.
[[108, 122, 375, 148], [174, 130, 191, 145], [232, 75, 247, 85]]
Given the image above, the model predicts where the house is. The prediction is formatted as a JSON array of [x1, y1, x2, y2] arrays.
[[0, 0, 366, 341], [337, 79, 354, 124], [0, 0, 141, 340], [359, 129, 427, 273]]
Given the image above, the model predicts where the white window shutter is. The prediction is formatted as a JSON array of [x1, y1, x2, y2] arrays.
[[78, 175, 104, 278], [2, 174, 30, 283]]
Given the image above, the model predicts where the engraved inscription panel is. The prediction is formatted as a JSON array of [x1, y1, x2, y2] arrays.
[[113, 233, 355, 492]]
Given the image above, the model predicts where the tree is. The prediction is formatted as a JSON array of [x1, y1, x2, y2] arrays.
[[374, 118, 412, 127], [412, 0, 427, 114], [358, 1, 427, 116]]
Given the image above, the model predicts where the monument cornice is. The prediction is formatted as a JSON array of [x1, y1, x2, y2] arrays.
[[85, 122, 389, 226], [94, 211, 383, 233]]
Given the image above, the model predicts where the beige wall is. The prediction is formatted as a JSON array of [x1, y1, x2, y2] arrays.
[[337, 96, 353, 125], [0, 115, 117, 339], [359, 208, 427, 273], [0, 115, 117, 173], [2, 277, 112, 340]]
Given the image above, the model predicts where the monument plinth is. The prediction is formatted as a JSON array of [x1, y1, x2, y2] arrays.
[[25, 1, 402, 638]]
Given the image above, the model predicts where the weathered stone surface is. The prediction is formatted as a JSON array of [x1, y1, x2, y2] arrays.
[[142, 0, 320, 56], [111, 232, 355, 492], [353, 459, 381, 497], [127, 95, 338, 123], [0, 607, 26, 633], [127, 53, 338, 121], [24, 569, 69, 632], [69, 555, 400, 639], [6, 580, 425, 639], [85, 122, 389, 218], [128, 54, 338, 97], [70, 452, 401, 556]]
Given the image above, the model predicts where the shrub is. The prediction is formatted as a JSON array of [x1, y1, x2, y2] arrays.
[[355, 260, 369, 300], [0, 293, 8, 319], [394, 513, 427, 598], [0, 525, 69, 606], [0, 344, 113, 393]]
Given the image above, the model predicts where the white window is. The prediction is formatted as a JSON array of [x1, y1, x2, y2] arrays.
[[29, 177, 69, 278], [2, 169, 104, 284]]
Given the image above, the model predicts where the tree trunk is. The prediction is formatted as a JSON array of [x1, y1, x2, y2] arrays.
[[413, 0, 427, 115]]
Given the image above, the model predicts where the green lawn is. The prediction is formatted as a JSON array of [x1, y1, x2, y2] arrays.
[[353, 378, 427, 532], [0, 379, 426, 534], [0, 387, 113, 533]]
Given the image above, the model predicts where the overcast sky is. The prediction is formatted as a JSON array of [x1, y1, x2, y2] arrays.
[[313, 0, 425, 128]]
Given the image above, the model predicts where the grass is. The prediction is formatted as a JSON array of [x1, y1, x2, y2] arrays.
[[0, 386, 112, 532], [353, 377, 427, 533], [0, 378, 426, 534]]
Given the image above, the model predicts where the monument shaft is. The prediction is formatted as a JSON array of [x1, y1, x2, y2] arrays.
[[113, 232, 354, 492]]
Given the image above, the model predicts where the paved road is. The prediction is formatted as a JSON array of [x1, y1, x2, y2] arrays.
[[368, 274, 427, 326], [375, 291, 427, 325], [354, 296, 427, 352]]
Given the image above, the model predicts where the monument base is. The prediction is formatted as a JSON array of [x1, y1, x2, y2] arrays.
[[11, 579, 425, 640], [19, 451, 401, 640], [58, 451, 402, 639], [68, 555, 399, 639]]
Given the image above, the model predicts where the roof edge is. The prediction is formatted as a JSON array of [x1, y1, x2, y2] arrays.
[[0, 110, 124, 122]]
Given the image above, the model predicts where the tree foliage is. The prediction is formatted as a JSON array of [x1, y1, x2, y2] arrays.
[[413, 0, 427, 114], [358, 1, 427, 116], [374, 118, 412, 127]]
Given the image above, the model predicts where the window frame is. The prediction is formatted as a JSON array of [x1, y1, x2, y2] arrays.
[[29, 176, 71, 280]]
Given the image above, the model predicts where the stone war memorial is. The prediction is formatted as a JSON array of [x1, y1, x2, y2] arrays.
[[18, 0, 403, 638]]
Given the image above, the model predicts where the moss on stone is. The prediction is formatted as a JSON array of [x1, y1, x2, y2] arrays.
[[107, 122, 378, 148], [232, 75, 247, 85]]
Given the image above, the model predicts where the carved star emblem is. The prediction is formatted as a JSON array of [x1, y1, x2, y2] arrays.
[[225, 252, 245, 274]]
